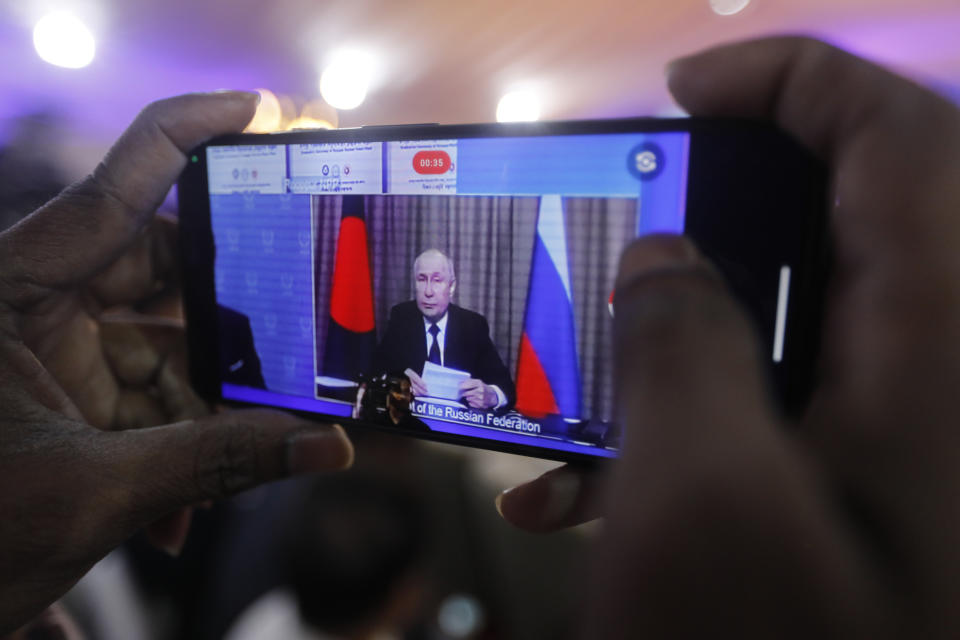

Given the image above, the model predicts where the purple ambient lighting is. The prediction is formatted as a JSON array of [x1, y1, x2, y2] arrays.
[[0, 15, 303, 140], [817, 9, 960, 70]]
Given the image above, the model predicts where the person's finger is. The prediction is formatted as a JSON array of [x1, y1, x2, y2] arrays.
[[496, 465, 603, 532], [103, 409, 354, 525], [667, 38, 960, 597], [88, 318, 199, 430], [11, 603, 85, 640], [34, 306, 120, 429], [113, 389, 168, 430], [154, 343, 210, 422], [667, 37, 960, 409], [89, 214, 181, 308], [667, 36, 956, 159], [0, 91, 258, 305], [144, 508, 194, 558], [458, 379, 481, 393], [405, 368, 428, 396], [586, 234, 883, 635], [667, 37, 960, 270], [99, 320, 179, 388]]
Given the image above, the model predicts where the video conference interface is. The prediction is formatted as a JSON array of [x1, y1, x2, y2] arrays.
[[207, 130, 690, 458]]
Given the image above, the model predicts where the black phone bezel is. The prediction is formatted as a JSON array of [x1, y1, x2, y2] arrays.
[[178, 117, 827, 465]]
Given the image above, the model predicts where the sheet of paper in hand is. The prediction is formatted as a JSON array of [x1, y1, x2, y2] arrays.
[[421, 361, 471, 401]]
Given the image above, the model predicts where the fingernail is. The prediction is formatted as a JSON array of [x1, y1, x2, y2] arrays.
[[494, 490, 508, 518], [497, 470, 581, 528], [287, 424, 354, 475], [539, 470, 581, 527], [160, 541, 184, 559], [209, 89, 261, 105]]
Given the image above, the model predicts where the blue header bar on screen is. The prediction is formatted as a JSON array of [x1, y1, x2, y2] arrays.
[[208, 131, 690, 200], [456, 132, 687, 197]]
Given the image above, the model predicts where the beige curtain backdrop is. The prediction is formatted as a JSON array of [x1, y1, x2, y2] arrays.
[[313, 194, 635, 422]]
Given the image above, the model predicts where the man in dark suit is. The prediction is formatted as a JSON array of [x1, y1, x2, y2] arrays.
[[218, 304, 266, 389], [374, 249, 515, 410]]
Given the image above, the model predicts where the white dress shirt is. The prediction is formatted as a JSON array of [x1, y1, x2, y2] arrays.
[[422, 312, 506, 409]]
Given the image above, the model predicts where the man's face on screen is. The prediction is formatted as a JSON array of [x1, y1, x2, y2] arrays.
[[415, 252, 455, 323]]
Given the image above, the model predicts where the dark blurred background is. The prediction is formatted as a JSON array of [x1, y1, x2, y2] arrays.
[[2, 1, 959, 638]]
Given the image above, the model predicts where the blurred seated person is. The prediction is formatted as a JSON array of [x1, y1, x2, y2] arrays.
[[224, 474, 428, 640], [219, 304, 266, 389]]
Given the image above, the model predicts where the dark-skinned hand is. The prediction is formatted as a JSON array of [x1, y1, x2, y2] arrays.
[[498, 36, 960, 637], [0, 92, 354, 635]]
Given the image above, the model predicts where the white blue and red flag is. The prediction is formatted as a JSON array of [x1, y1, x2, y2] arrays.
[[515, 195, 582, 419]]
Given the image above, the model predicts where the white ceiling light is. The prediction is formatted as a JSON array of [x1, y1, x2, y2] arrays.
[[496, 90, 540, 122], [709, 0, 751, 16], [320, 50, 374, 110], [33, 12, 96, 69]]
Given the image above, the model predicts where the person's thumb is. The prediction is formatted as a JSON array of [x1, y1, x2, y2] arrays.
[[498, 234, 778, 534], [587, 235, 869, 636], [612, 233, 778, 445], [103, 408, 353, 525]]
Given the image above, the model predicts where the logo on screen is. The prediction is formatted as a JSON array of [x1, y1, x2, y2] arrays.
[[627, 142, 665, 181]]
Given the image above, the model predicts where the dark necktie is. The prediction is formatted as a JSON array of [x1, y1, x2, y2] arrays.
[[427, 323, 442, 365]]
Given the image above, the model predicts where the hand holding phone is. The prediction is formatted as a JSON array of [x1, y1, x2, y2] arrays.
[[507, 36, 960, 638], [0, 92, 355, 634]]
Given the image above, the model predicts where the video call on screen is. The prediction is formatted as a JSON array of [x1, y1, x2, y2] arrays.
[[207, 132, 689, 458]]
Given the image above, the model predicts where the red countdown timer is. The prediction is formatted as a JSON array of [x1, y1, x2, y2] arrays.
[[412, 150, 451, 174]]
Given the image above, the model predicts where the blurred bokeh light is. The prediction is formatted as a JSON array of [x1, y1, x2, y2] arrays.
[[709, 0, 751, 16], [32, 12, 95, 69], [0, 0, 956, 180], [320, 49, 375, 110], [285, 115, 335, 130], [496, 89, 541, 122], [300, 97, 339, 128]]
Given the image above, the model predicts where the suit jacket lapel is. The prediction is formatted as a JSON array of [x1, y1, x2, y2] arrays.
[[443, 306, 461, 369], [412, 305, 428, 371]]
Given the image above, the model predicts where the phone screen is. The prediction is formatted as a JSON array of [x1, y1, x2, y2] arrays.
[[202, 131, 696, 459]]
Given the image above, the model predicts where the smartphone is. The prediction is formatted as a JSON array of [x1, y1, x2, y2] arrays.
[[177, 118, 826, 464]]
